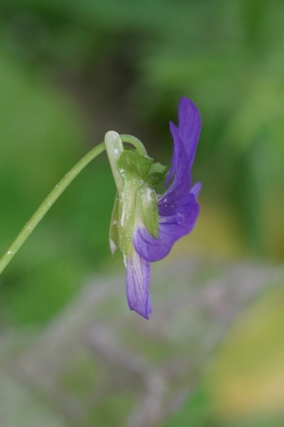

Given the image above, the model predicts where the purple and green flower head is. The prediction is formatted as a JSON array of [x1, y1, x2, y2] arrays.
[[105, 97, 202, 319], [0, 97, 201, 308]]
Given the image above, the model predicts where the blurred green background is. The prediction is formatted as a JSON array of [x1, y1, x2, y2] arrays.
[[0, 0, 284, 426]]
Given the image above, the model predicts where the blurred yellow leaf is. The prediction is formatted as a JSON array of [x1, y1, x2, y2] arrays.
[[206, 285, 284, 420], [169, 199, 246, 261]]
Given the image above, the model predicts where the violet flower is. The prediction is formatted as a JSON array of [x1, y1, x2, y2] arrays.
[[105, 97, 201, 319]]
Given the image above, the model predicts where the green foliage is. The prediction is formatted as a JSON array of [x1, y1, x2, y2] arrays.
[[0, 0, 283, 314], [1, 0, 283, 257]]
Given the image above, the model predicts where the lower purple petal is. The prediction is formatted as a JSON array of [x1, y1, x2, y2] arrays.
[[134, 192, 200, 262], [126, 248, 151, 319]]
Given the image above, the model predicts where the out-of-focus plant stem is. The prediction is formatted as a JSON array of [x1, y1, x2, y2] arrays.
[[0, 142, 106, 274]]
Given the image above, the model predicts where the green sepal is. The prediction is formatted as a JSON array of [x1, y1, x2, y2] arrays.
[[109, 193, 119, 255], [117, 150, 153, 180], [117, 180, 137, 263], [138, 184, 159, 238], [113, 149, 160, 260], [146, 162, 170, 187]]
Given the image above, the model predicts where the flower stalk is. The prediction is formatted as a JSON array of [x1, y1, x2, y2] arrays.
[[0, 141, 106, 274]]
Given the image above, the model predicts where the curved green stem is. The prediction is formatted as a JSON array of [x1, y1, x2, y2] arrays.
[[0, 142, 106, 274], [120, 134, 147, 156]]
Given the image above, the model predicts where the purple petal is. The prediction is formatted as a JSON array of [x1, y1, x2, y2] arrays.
[[190, 181, 202, 198], [165, 122, 190, 191], [178, 97, 201, 168], [126, 248, 151, 319], [134, 193, 200, 262], [160, 123, 191, 216], [166, 97, 201, 186]]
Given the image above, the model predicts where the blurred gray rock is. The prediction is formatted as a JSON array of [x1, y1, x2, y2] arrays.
[[1, 257, 283, 427]]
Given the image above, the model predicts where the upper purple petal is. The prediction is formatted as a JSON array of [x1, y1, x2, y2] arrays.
[[161, 123, 191, 216], [178, 97, 202, 168], [166, 97, 201, 186], [126, 248, 151, 319], [134, 191, 200, 262]]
